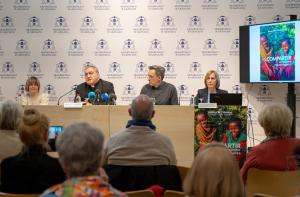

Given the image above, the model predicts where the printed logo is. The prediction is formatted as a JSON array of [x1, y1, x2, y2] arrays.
[[94, 0, 110, 10], [15, 0, 28, 3], [0, 16, 16, 33], [54, 62, 71, 79], [215, 16, 231, 33], [148, 0, 164, 10], [107, 62, 124, 79], [134, 62, 148, 79], [27, 16, 43, 33], [28, 62, 41, 73], [175, 39, 191, 56], [123, 39, 135, 50], [202, 0, 219, 10], [273, 14, 283, 22], [163, 62, 177, 79], [80, 16, 96, 33], [244, 15, 256, 25], [187, 16, 204, 33], [41, 39, 57, 56], [40, 0, 57, 10], [285, 0, 300, 9], [1, 62, 17, 79], [44, 84, 56, 96], [203, 38, 216, 50], [95, 39, 111, 56], [0, 42, 3, 56], [123, 84, 136, 95], [258, 85, 271, 96], [229, 0, 246, 9], [53, 16, 69, 33], [188, 62, 203, 79], [175, 0, 191, 10], [161, 16, 177, 33], [148, 39, 163, 56], [217, 61, 229, 73], [229, 39, 239, 56], [134, 16, 150, 33], [17, 85, 26, 95], [15, 39, 31, 56], [257, 0, 274, 9], [232, 85, 242, 93], [67, 0, 84, 9], [69, 39, 81, 50], [178, 84, 189, 95], [121, 0, 137, 10], [107, 16, 123, 33], [14, 0, 30, 10]]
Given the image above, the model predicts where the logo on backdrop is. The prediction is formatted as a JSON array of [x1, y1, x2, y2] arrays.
[[244, 15, 256, 25], [232, 85, 242, 93], [94, 0, 110, 10], [121, 0, 137, 10], [107, 62, 124, 79], [1, 62, 17, 79], [107, 16, 123, 33], [175, 0, 191, 10], [95, 39, 111, 56], [134, 16, 150, 33], [0, 42, 3, 56], [285, 0, 300, 9], [257, 85, 272, 102], [15, 39, 31, 56], [17, 85, 26, 95], [68, 39, 84, 56], [28, 62, 41, 73], [27, 16, 43, 33], [134, 62, 148, 79], [40, 0, 57, 10], [215, 16, 231, 33], [217, 61, 232, 79], [54, 62, 70, 79], [41, 39, 57, 56], [175, 39, 191, 56], [229, 0, 246, 9], [187, 16, 204, 33], [161, 16, 177, 33], [148, 0, 164, 10], [67, 0, 84, 10], [202, 0, 219, 10], [148, 39, 164, 56], [121, 39, 137, 56], [229, 38, 239, 56], [44, 84, 56, 95], [163, 62, 177, 79], [0, 16, 16, 33], [80, 16, 96, 33], [53, 16, 70, 33], [272, 14, 283, 22], [178, 84, 189, 95], [202, 38, 218, 56], [188, 62, 204, 79], [257, 0, 274, 9], [123, 84, 136, 95], [14, 0, 30, 10]]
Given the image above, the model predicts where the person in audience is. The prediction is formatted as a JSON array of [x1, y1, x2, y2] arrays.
[[183, 142, 245, 197], [222, 117, 247, 168], [21, 76, 49, 105], [41, 122, 125, 197], [140, 65, 178, 105], [1, 108, 65, 194], [194, 70, 228, 104], [104, 94, 176, 166], [240, 103, 300, 183], [75, 65, 115, 105], [0, 100, 24, 182]]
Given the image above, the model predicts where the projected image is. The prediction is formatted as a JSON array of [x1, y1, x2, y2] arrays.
[[260, 23, 295, 81]]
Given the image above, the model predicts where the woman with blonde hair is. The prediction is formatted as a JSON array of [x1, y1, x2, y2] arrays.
[[21, 76, 49, 105], [1, 108, 65, 194], [183, 142, 245, 197]]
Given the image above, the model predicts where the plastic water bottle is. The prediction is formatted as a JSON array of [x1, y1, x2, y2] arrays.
[[75, 93, 81, 103], [190, 95, 195, 106]]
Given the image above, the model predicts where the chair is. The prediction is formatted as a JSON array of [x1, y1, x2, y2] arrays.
[[164, 190, 185, 197], [246, 168, 300, 197], [0, 193, 40, 197], [177, 166, 189, 182], [125, 190, 155, 197]]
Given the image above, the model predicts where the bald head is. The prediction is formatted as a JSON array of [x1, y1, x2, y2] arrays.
[[129, 95, 154, 120]]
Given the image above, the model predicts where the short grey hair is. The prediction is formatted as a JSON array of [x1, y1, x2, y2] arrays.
[[83, 65, 99, 74], [258, 103, 293, 137], [130, 94, 154, 120], [0, 100, 23, 130], [56, 122, 104, 177], [149, 65, 165, 80]]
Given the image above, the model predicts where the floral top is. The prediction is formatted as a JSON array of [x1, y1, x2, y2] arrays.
[[41, 176, 126, 197]]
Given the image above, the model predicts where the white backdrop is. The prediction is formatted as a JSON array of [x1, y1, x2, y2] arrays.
[[0, 0, 300, 145]]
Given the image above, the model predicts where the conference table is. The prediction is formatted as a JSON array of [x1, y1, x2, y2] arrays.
[[25, 105, 195, 167]]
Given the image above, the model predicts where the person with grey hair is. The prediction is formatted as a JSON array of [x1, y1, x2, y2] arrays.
[[194, 70, 228, 104], [140, 65, 178, 105], [0, 100, 23, 163], [104, 94, 176, 166], [41, 122, 125, 197], [240, 103, 300, 184], [75, 65, 115, 105]]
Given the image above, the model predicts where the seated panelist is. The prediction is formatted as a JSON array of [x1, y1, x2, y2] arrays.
[[75, 65, 116, 105], [21, 76, 49, 105], [194, 70, 228, 104]]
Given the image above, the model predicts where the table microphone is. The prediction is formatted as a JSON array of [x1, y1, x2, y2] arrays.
[[57, 86, 77, 105]]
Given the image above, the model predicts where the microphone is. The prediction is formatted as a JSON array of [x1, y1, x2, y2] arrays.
[[88, 91, 96, 104], [100, 92, 109, 104], [57, 86, 76, 105], [109, 93, 117, 105], [95, 89, 101, 104]]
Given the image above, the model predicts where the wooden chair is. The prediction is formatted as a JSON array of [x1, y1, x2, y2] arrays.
[[177, 166, 189, 182], [125, 190, 155, 197], [0, 193, 40, 197], [246, 168, 300, 197], [164, 190, 185, 197]]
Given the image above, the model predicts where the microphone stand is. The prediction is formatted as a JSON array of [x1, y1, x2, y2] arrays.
[[57, 88, 76, 105]]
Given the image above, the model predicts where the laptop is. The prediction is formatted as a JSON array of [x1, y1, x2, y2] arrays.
[[210, 93, 243, 106]]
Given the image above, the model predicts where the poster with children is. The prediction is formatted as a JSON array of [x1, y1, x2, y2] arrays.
[[260, 22, 295, 81], [194, 106, 248, 167]]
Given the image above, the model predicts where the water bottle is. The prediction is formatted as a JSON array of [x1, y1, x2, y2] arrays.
[[75, 93, 81, 103], [190, 94, 195, 106]]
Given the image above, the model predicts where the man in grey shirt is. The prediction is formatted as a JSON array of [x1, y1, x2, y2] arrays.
[[140, 65, 179, 105]]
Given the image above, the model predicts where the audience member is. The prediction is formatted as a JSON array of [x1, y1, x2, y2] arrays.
[[240, 103, 300, 183], [183, 142, 245, 197], [21, 76, 49, 105], [75, 65, 115, 105], [194, 70, 227, 104], [1, 108, 65, 194], [41, 122, 125, 197], [140, 65, 178, 105]]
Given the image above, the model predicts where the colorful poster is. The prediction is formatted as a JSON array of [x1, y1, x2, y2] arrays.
[[260, 22, 295, 81], [194, 106, 248, 167]]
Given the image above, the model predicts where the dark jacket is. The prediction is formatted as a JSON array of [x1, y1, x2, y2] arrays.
[[194, 88, 228, 104]]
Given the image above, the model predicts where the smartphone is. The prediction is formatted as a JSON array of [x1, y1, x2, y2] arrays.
[[48, 126, 63, 140]]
